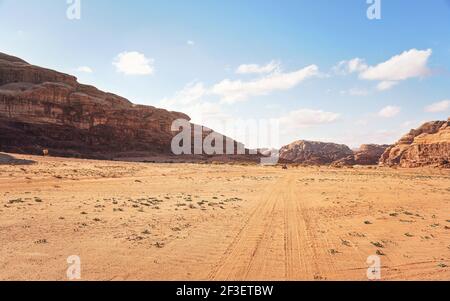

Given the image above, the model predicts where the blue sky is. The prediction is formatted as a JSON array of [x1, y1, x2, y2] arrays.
[[1, 0, 449, 148]]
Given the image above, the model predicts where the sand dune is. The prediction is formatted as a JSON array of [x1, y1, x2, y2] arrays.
[[0, 153, 449, 280]]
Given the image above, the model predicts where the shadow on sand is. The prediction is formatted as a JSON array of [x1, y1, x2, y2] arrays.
[[0, 153, 36, 165]]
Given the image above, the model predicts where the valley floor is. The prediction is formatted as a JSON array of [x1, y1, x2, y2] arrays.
[[0, 153, 449, 280]]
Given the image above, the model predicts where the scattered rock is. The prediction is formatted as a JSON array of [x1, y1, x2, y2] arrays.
[[8, 198, 24, 204], [376, 250, 385, 256], [155, 242, 165, 248], [34, 239, 48, 244], [341, 239, 351, 247], [329, 249, 340, 255], [371, 242, 384, 248]]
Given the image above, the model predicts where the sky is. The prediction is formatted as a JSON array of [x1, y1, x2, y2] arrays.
[[1, 0, 449, 148]]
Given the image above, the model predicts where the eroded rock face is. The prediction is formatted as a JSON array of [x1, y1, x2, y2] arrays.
[[279, 140, 353, 165], [0, 52, 218, 159], [380, 120, 450, 168], [332, 144, 390, 167]]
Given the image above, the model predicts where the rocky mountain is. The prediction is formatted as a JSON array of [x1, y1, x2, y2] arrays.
[[380, 119, 450, 168], [0, 52, 243, 160], [279, 140, 353, 165], [332, 144, 390, 167]]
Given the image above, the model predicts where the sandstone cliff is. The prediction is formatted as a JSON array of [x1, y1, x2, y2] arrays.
[[279, 140, 353, 165], [0, 52, 240, 160], [380, 120, 450, 168]]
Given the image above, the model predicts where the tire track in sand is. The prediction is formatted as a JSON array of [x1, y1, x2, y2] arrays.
[[209, 175, 323, 280]]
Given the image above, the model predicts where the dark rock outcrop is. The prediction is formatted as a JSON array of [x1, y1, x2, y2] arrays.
[[380, 120, 450, 168], [279, 140, 353, 165]]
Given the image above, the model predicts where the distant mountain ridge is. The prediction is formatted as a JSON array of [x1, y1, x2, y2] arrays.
[[279, 140, 354, 165], [278, 120, 449, 168], [332, 144, 390, 167]]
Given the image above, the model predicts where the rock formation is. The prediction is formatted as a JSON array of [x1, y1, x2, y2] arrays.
[[279, 140, 353, 165], [0, 52, 243, 160], [380, 120, 450, 168], [331, 144, 390, 167]]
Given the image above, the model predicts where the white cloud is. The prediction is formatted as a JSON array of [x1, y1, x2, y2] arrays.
[[162, 82, 338, 130], [401, 120, 415, 128], [401, 120, 424, 129], [334, 58, 368, 75], [160, 60, 326, 141], [187, 40, 195, 46], [76, 66, 93, 73], [212, 65, 319, 104], [355, 119, 369, 126], [335, 49, 433, 92], [184, 102, 229, 125], [360, 49, 432, 87], [159, 82, 229, 126], [160, 81, 206, 107], [161, 78, 339, 149], [425, 100, 450, 113], [265, 103, 282, 110], [236, 61, 280, 75], [340, 88, 369, 96], [327, 129, 402, 149], [113, 51, 154, 75], [378, 105, 401, 118], [163, 60, 321, 107], [376, 81, 398, 91], [279, 109, 340, 129]]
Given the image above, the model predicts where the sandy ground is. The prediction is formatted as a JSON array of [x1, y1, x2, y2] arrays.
[[0, 153, 449, 281]]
